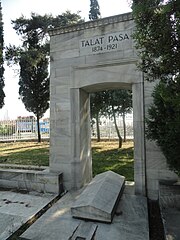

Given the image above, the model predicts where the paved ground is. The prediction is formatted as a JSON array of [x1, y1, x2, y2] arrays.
[[163, 208, 180, 240], [0, 190, 57, 240], [1, 184, 179, 240], [21, 185, 149, 240]]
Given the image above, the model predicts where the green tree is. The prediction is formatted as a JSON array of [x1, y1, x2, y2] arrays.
[[0, 123, 15, 135], [11, 11, 83, 49], [0, 1, 5, 109], [19, 48, 49, 142], [132, 0, 179, 83], [90, 91, 107, 142], [132, 0, 180, 174], [6, 12, 83, 142], [90, 90, 132, 145], [106, 90, 132, 148], [146, 81, 180, 175], [89, 0, 101, 20]]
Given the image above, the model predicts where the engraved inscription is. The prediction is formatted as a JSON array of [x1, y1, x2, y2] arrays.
[[79, 31, 131, 55]]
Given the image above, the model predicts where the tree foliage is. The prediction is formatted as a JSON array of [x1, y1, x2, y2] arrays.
[[132, 0, 180, 82], [146, 81, 180, 174], [0, 1, 5, 109], [105, 90, 132, 148], [19, 48, 49, 142], [90, 90, 132, 147], [89, 0, 101, 20], [6, 11, 83, 142], [11, 11, 83, 49], [132, 0, 180, 174], [90, 91, 107, 142]]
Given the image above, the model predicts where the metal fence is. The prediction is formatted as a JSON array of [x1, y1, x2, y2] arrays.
[[0, 117, 49, 141], [91, 117, 134, 140], [0, 116, 133, 141]]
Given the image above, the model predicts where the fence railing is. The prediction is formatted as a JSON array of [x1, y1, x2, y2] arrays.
[[91, 120, 134, 140], [0, 118, 49, 141], [0, 117, 133, 141]]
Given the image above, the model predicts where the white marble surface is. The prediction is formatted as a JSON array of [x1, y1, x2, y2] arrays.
[[0, 190, 56, 240], [22, 186, 149, 240], [71, 171, 125, 223], [49, 12, 176, 200], [0, 168, 63, 194]]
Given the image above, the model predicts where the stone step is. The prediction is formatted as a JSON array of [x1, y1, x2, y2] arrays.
[[0, 167, 63, 195], [71, 171, 125, 223]]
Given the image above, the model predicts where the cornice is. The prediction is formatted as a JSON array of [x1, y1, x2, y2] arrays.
[[49, 12, 133, 36]]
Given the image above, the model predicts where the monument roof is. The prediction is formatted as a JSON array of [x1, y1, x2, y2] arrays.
[[49, 12, 133, 36]]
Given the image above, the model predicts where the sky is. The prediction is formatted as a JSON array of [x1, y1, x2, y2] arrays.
[[0, 0, 131, 120]]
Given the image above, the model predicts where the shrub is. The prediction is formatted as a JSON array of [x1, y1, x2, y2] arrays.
[[146, 81, 180, 175]]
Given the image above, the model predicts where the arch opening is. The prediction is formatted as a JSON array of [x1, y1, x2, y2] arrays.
[[89, 87, 134, 184]]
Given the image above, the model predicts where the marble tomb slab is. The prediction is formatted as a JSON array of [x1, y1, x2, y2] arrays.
[[71, 171, 125, 223]]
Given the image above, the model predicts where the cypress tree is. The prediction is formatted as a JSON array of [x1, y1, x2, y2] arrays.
[[89, 0, 101, 20], [6, 12, 83, 142]]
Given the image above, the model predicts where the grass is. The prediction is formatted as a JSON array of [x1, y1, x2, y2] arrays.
[[0, 140, 134, 181], [92, 140, 134, 181], [0, 142, 49, 166]]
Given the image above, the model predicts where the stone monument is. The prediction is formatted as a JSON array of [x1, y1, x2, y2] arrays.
[[49, 12, 177, 200]]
